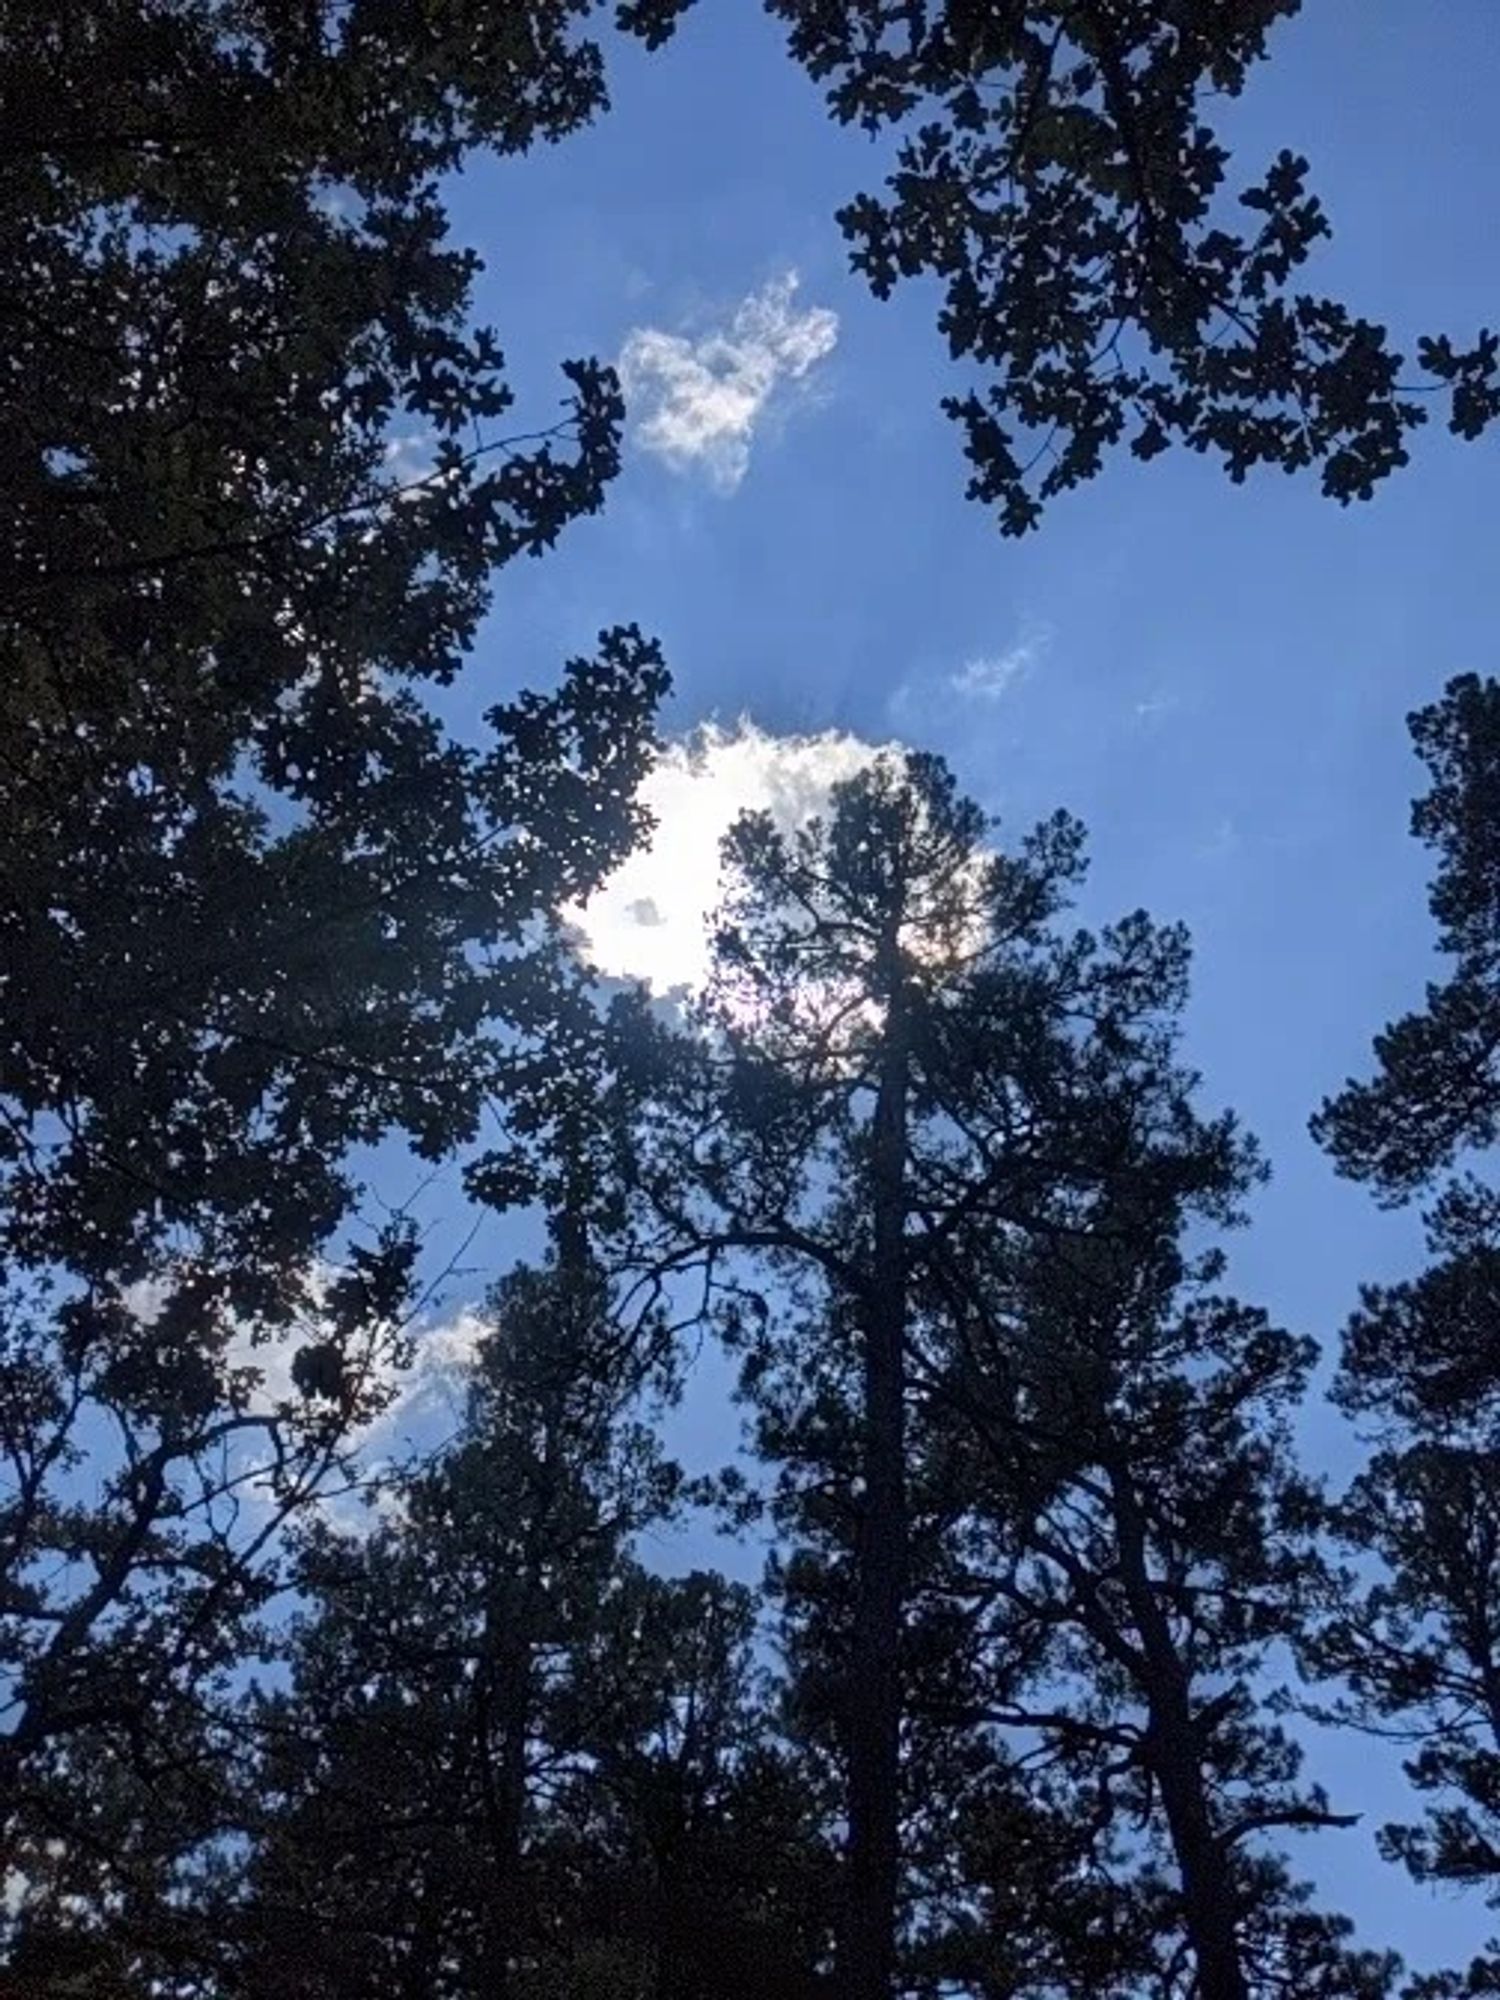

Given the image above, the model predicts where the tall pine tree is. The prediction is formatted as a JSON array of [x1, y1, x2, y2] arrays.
[[626, 750, 1373, 1996], [1311, 676, 1500, 1996]]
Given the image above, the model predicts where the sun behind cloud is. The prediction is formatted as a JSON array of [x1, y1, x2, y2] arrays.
[[569, 719, 886, 994]]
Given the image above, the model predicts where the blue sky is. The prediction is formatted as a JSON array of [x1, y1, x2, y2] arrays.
[[382, 0, 1500, 1972]]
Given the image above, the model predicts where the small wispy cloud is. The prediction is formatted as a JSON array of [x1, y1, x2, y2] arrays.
[[887, 619, 1052, 734], [1196, 815, 1240, 862], [1133, 691, 1181, 727], [947, 622, 1052, 703], [619, 271, 838, 492]]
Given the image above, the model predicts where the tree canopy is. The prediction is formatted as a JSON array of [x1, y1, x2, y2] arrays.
[[672, 0, 1499, 531]]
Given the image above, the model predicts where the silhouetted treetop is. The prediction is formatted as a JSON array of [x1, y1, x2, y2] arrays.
[[1315, 676, 1500, 1204]]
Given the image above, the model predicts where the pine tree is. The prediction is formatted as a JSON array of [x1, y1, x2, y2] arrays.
[[179, 1248, 833, 2000], [220, 1254, 681, 1997], [625, 750, 1371, 1996], [1310, 677, 1500, 1992], [916, 1161, 1391, 2000], [655, 752, 1044, 2000], [624, 756, 1336, 1992]]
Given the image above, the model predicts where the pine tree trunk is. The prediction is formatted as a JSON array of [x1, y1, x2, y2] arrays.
[[1107, 1459, 1249, 2000], [842, 935, 909, 2000], [1143, 1693, 1249, 2000]]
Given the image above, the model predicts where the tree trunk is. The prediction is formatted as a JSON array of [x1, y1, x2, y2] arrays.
[[1151, 1740, 1250, 2000], [475, 1604, 534, 1999], [1107, 1459, 1248, 2000], [842, 929, 910, 2000]]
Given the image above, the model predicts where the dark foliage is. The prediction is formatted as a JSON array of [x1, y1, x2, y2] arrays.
[[645, 1, 1498, 531], [0, 0, 671, 1954], [0, 0, 669, 1310], [1309, 677, 1500, 1993], [164, 1261, 832, 2000], [4, 9, 1496, 1998]]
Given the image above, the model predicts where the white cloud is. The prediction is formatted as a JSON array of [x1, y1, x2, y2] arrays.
[[378, 1307, 490, 1434], [1133, 691, 1181, 727], [568, 719, 887, 995], [383, 429, 436, 490], [886, 620, 1052, 736], [235, 1297, 491, 1448], [949, 652, 1027, 701], [947, 621, 1052, 702], [122, 1271, 490, 1451], [619, 272, 838, 492]]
